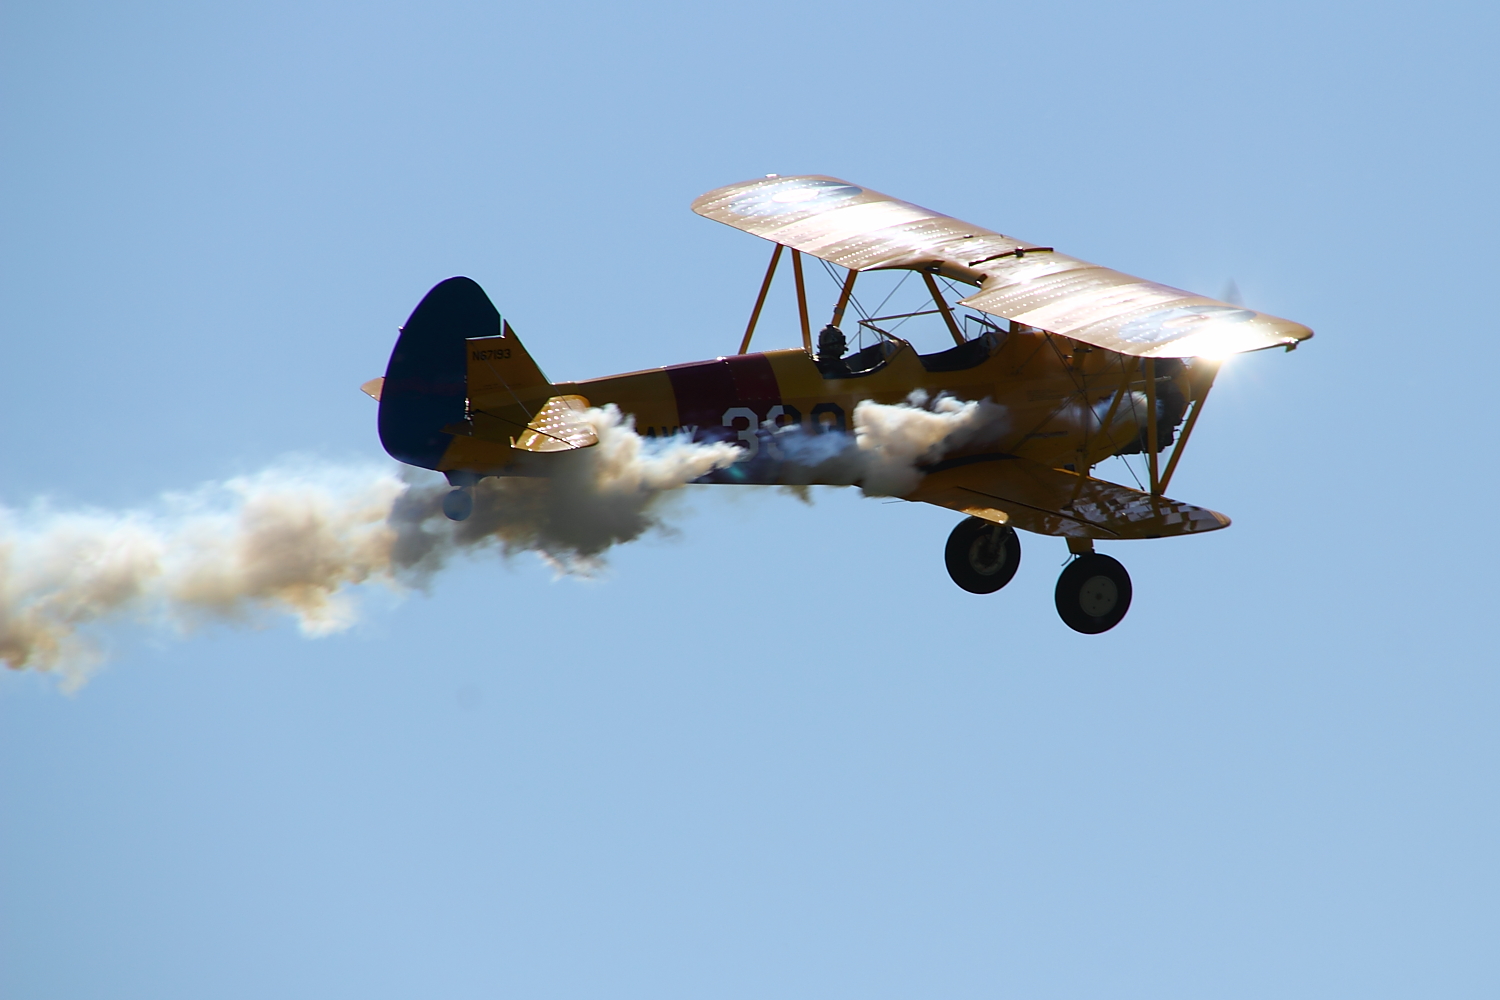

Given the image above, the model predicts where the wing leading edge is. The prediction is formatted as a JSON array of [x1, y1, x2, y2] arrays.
[[692, 176, 1312, 359]]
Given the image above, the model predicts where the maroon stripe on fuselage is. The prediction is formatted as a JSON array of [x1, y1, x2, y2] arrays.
[[665, 359, 734, 428], [666, 354, 781, 426], [726, 354, 779, 406]]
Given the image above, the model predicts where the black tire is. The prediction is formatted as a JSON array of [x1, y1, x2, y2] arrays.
[[1054, 553, 1132, 634], [944, 517, 1022, 594], [442, 488, 474, 521]]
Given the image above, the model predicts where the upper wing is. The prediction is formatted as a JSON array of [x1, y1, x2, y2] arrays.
[[692, 176, 1312, 359], [906, 455, 1229, 539]]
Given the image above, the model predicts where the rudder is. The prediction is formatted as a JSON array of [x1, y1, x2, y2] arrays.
[[378, 277, 549, 469], [465, 319, 549, 401]]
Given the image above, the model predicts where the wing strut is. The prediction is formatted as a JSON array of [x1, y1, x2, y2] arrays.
[[1157, 361, 1221, 494], [1145, 358, 1160, 494], [738, 243, 784, 355], [830, 267, 858, 330], [1089, 359, 1131, 459], [791, 249, 812, 353], [1071, 351, 1131, 505], [921, 272, 966, 346]]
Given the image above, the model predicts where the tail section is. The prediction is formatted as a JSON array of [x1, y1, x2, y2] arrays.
[[465, 319, 549, 402], [378, 276, 550, 469]]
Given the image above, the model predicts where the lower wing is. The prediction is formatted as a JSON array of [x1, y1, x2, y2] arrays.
[[907, 456, 1229, 539]]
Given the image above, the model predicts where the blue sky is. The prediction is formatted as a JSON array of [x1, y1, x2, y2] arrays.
[[3, 1, 1497, 997]]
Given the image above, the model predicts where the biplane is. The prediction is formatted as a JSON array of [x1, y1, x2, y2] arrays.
[[365, 175, 1311, 633]]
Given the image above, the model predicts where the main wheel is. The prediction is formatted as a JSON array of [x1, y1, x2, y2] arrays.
[[944, 517, 1021, 594], [442, 488, 474, 521], [1054, 553, 1132, 633]]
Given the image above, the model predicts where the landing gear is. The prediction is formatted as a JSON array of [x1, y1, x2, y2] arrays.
[[442, 488, 474, 521], [442, 470, 482, 521], [944, 517, 1021, 594], [1054, 553, 1132, 634], [940, 519, 1134, 632]]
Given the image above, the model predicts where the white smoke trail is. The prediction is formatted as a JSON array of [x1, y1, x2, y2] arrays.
[[1056, 390, 1149, 440], [0, 397, 1003, 687], [0, 465, 406, 688], [399, 405, 743, 576], [779, 390, 1010, 496], [0, 406, 739, 687]]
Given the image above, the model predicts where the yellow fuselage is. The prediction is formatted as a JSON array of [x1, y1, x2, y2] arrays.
[[441, 330, 1205, 487]]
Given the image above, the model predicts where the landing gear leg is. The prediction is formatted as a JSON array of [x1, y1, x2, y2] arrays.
[[944, 517, 1021, 594], [1054, 546, 1132, 633]]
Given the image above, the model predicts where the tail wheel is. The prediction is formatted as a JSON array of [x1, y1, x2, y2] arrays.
[[442, 488, 474, 521], [1054, 553, 1132, 633], [944, 517, 1021, 594]]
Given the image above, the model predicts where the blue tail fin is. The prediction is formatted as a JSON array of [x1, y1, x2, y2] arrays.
[[378, 277, 496, 470]]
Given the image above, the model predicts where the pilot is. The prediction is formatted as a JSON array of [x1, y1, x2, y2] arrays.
[[816, 323, 847, 362]]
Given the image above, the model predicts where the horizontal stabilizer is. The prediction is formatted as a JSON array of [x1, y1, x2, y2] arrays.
[[908, 456, 1229, 539], [511, 395, 598, 453], [360, 377, 384, 401]]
